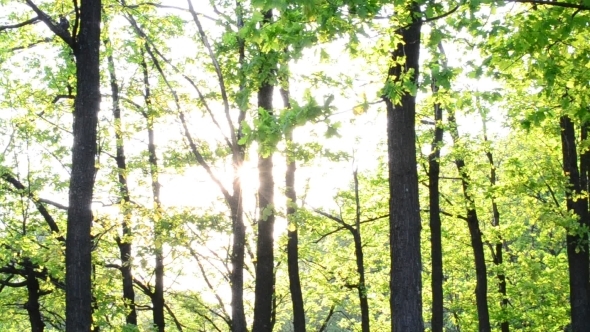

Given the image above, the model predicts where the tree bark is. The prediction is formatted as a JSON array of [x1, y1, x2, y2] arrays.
[[105, 38, 138, 327], [252, 16, 276, 327], [141, 52, 165, 332], [231, 3, 247, 330], [280, 85, 306, 332], [448, 112, 491, 332], [24, 260, 44, 332], [559, 116, 590, 332], [484, 137, 509, 332], [428, 72, 444, 332], [65, 0, 102, 330], [352, 171, 370, 332], [383, 3, 424, 331]]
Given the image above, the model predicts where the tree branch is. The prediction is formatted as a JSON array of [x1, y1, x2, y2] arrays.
[[186, 0, 237, 150], [0, 172, 65, 241], [24, 0, 74, 47], [422, 4, 461, 24], [0, 17, 40, 31], [508, 0, 590, 10]]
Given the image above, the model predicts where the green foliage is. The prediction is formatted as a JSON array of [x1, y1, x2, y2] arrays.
[[1, 0, 589, 330]]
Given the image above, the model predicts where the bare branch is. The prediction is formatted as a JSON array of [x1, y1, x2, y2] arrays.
[[318, 304, 336, 332], [508, 0, 590, 10], [422, 4, 461, 24], [163, 302, 185, 331], [0, 17, 40, 31], [122, 2, 219, 21], [186, 0, 237, 149], [52, 94, 75, 104], [0, 172, 65, 241], [24, 0, 74, 47], [124, 14, 234, 204], [38, 198, 68, 210]]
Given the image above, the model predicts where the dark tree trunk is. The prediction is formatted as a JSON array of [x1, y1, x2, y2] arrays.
[[230, 191, 246, 332], [448, 112, 491, 332], [428, 72, 445, 332], [148, 124, 165, 332], [352, 171, 370, 332], [484, 139, 509, 332], [559, 116, 590, 332], [24, 260, 44, 332], [280, 85, 306, 332], [353, 231, 370, 332], [65, 0, 102, 330], [252, 25, 276, 328], [141, 53, 165, 332], [383, 3, 424, 331], [105, 38, 137, 327], [231, 3, 247, 331]]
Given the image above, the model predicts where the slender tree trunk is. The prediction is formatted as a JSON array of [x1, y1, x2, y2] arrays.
[[352, 231, 370, 332], [230, 190, 246, 332], [231, 3, 247, 330], [24, 260, 44, 332], [105, 38, 137, 327], [141, 52, 165, 332], [253, 15, 276, 327], [352, 171, 370, 332], [483, 136, 509, 332], [280, 85, 306, 332], [318, 305, 336, 332], [428, 71, 445, 332], [559, 116, 590, 332], [383, 3, 424, 331], [448, 112, 491, 332], [65, 0, 102, 330]]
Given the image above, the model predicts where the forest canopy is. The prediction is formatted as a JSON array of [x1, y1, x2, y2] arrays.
[[0, 0, 589, 331]]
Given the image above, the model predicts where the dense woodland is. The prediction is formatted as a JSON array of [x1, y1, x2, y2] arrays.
[[0, 0, 589, 331]]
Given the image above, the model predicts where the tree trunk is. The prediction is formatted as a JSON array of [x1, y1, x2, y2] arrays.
[[383, 3, 424, 331], [559, 116, 590, 332], [484, 139, 509, 332], [448, 112, 491, 332], [252, 24, 276, 328], [231, 3, 247, 330], [141, 52, 166, 332], [105, 38, 137, 327], [24, 260, 44, 332], [229, 193, 246, 332], [65, 0, 102, 330], [352, 171, 370, 332], [281, 85, 306, 332], [428, 72, 444, 332], [353, 232, 370, 332]]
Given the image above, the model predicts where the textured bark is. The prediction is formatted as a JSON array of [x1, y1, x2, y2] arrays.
[[484, 140, 509, 332], [231, 3, 247, 330], [24, 260, 44, 332], [560, 116, 590, 332], [383, 3, 424, 331], [353, 229, 370, 332], [351, 171, 370, 332], [252, 24, 276, 328], [428, 75, 444, 332], [229, 191, 246, 332], [105, 39, 137, 326], [448, 112, 491, 332], [281, 86, 306, 332], [141, 53, 165, 332], [65, 0, 102, 330]]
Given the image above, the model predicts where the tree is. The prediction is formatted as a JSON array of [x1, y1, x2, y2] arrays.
[[253, 10, 277, 332], [16, 0, 104, 330], [382, 2, 424, 330]]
